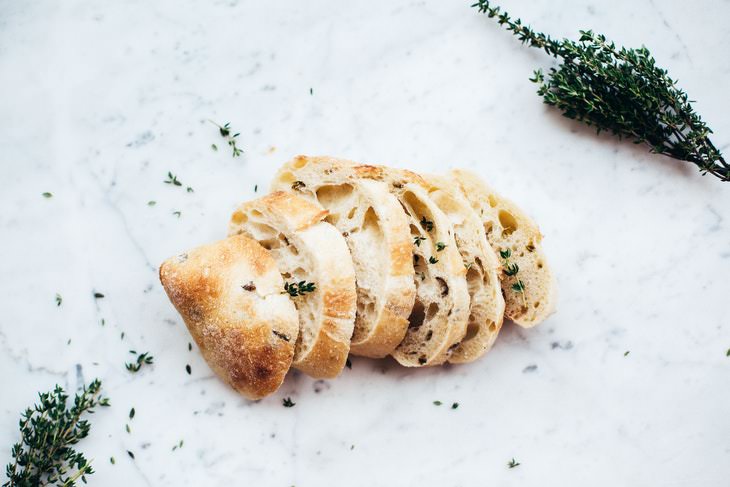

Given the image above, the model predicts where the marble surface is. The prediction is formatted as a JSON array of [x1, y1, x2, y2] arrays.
[[2, 0, 729, 485]]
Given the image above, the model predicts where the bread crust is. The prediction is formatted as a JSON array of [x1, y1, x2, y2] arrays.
[[159, 234, 298, 400], [272, 155, 416, 358], [422, 173, 506, 363], [451, 169, 556, 327], [228, 192, 357, 378]]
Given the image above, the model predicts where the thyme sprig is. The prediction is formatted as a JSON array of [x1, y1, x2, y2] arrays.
[[4, 380, 110, 487], [500, 249, 526, 306], [473, 1, 728, 182], [125, 351, 154, 373]]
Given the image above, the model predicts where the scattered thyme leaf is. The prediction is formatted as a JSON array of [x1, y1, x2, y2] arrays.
[[125, 424, 131, 434], [254, 184, 258, 192], [42, 192, 53, 198], [282, 397, 296, 407], [428, 256, 439, 264], [186, 186, 194, 193], [172, 210, 181, 218], [726, 348, 730, 357], [110, 456, 115, 465], [55, 293, 62, 306], [310, 87, 313, 95], [188, 342, 192, 351], [129, 408, 135, 420], [125, 351, 154, 373], [164, 172, 182, 186], [508, 458, 520, 469], [624, 350, 630, 357], [93, 292, 104, 299], [413, 236, 426, 246], [433, 400, 442, 406], [147, 200, 156, 206], [284, 280, 316, 297], [451, 402, 459, 409], [185, 364, 191, 375], [435, 242, 446, 252], [127, 450, 135, 460], [211, 143, 218, 151]]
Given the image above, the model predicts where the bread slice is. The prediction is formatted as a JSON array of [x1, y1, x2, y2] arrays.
[[422, 173, 506, 363], [159, 234, 299, 400], [271, 156, 416, 358], [228, 191, 357, 378], [334, 163, 471, 366], [451, 169, 556, 327]]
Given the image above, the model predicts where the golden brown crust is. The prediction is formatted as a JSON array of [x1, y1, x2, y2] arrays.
[[159, 235, 298, 400]]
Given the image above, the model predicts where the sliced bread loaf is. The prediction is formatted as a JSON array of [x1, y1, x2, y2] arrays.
[[159, 234, 299, 400], [451, 169, 556, 327], [422, 173, 506, 363], [350, 164, 470, 366], [271, 156, 416, 358], [228, 191, 357, 378]]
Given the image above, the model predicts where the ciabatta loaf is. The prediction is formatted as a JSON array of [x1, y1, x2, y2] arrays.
[[422, 173, 505, 363], [272, 156, 416, 358], [350, 164, 470, 366], [451, 169, 556, 327], [159, 235, 299, 400], [228, 192, 357, 378]]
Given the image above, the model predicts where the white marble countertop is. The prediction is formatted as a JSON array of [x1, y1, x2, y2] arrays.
[[2, 0, 729, 485]]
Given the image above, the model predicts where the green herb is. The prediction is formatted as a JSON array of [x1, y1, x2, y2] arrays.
[[284, 280, 316, 297], [511, 280, 526, 307], [188, 342, 192, 351], [433, 400, 442, 406], [55, 293, 62, 307], [500, 248, 520, 276], [147, 200, 156, 207], [209, 121, 244, 157], [428, 256, 439, 264], [473, 1, 729, 182], [254, 184, 258, 192], [451, 402, 459, 409], [624, 350, 630, 357], [726, 348, 730, 357], [172, 210, 181, 218], [42, 192, 53, 198], [126, 450, 134, 460], [185, 364, 191, 375], [508, 457, 520, 469], [420, 216, 434, 232], [282, 397, 296, 407], [125, 351, 154, 373], [164, 172, 182, 186], [413, 236, 426, 246], [172, 440, 184, 451], [211, 143, 218, 151], [435, 242, 446, 252], [4, 380, 110, 487], [110, 457, 115, 465], [186, 186, 194, 193], [129, 408, 135, 420], [125, 424, 130, 434], [93, 292, 104, 299], [309, 87, 314, 95], [291, 180, 306, 191]]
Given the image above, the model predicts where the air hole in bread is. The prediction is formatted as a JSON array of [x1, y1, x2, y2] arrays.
[[534, 301, 541, 308], [526, 241, 536, 252], [292, 157, 308, 169], [402, 191, 429, 226], [484, 221, 493, 236], [498, 210, 518, 236], [435, 277, 449, 297], [537, 261, 544, 269], [425, 330, 433, 341], [231, 211, 246, 224], [425, 302, 439, 321], [362, 207, 378, 231], [316, 184, 354, 207], [278, 171, 295, 184], [463, 322, 479, 341], [408, 301, 425, 329], [488, 195, 498, 208], [488, 321, 497, 332]]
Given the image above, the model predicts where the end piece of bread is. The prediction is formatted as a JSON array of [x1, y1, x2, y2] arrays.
[[451, 169, 556, 327], [422, 173, 506, 363], [159, 234, 299, 400], [271, 155, 416, 358], [344, 163, 470, 366], [228, 191, 357, 378]]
